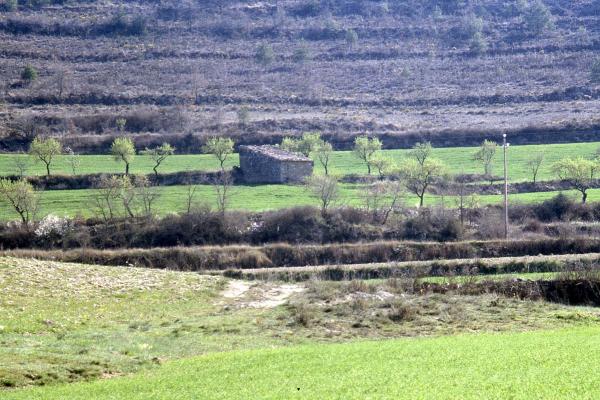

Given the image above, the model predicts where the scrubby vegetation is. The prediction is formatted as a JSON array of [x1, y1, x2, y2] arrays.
[[0, 0, 599, 154]]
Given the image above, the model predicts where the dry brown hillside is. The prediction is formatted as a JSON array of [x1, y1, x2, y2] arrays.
[[0, 0, 599, 153]]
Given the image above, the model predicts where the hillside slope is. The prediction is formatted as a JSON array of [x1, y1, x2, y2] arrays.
[[0, 0, 599, 153]]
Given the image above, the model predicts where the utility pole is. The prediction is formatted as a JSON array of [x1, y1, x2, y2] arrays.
[[503, 133, 509, 240]]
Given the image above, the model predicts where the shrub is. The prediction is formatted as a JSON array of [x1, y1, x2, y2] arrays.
[[469, 31, 488, 55], [252, 207, 324, 244], [523, 0, 553, 36], [289, 0, 323, 18], [21, 65, 38, 82], [255, 43, 275, 66], [401, 209, 463, 241], [533, 193, 576, 222], [387, 300, 416, 322]]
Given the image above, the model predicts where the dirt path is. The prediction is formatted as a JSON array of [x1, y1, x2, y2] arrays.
[[221, 280, 253, 299], [220, 280, 304, 308]]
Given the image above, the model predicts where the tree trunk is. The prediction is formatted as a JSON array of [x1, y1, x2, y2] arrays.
[[153, 165, 158, 178], [125, 162, 129, 176], [46, 163, 50, 176], [419, 195, 424, 208], [582, 190, 588, 204], [367, 163, 371, 175]]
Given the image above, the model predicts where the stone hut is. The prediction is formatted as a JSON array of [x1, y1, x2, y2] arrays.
[[239, 145, 313, 184]]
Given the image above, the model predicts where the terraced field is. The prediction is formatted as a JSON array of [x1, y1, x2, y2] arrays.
[[1, 141, 598, 181]]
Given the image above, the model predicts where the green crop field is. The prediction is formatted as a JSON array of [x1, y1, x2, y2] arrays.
[[1, 141, 599, 182], [7, 327, 600, 400], [0, 182, 594, 221]]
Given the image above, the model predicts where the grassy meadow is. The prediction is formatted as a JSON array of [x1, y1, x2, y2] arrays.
[[0, 182, 593, 221], [1, 141, 597, 220], [2, 256, 598, 396], [1, 141, 599, 182], [7, 327, 600, 400]]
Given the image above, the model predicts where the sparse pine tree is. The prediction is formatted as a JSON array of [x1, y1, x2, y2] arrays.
[[21, 65, 38, 82]]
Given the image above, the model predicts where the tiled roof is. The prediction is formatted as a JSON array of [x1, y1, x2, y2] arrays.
[[239, 145, 312, 162]]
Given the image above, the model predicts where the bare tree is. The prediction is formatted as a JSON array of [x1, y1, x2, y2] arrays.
[[213, 171, 233, 216], [527, 152, 544, 184], [65, 146, 81, 175], [141, 143, 175, 177], [363, 180, 404, 224], [12, 152, 30, 178], [134, 175, 160, 219], [184, 183, 200, 214], [54, 67, 71, 99], [409, 141, 433, 167], [8, 116, 39, 142], [306, 175, 340, 216], [92, 175, 122, 222]]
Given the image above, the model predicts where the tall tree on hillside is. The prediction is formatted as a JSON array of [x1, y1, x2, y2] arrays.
[[141, 143, 175, 177], [29, 137, 62, 176], [111, 137, 136, 176], [202, 137, 234, 171], [552, 157, 598, 203], [353, 136, 382, 175]]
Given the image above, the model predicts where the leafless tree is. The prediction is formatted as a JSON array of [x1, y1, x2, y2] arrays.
[[363, 180, 404, 225], [12, 152, 30, 178], [306, 175, 340, 216], [7, 117, 39, 142], [527, 152, 544, 184], [134, 175, 160, 219], [54, 67, 71, 99], [213, 171, 233, 216], [92, 175, 122, 222], [184, 182, 200, 214]]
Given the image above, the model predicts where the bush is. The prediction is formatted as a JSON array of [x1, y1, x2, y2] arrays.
[[401, 209, 463, 241], [252, 207, 325, 244], [523, 0, 553, 36], [533, 193, 576, 222], [255, 43, 275, 66], [21, 65, 38, 82], [288, 0, 323, 18]]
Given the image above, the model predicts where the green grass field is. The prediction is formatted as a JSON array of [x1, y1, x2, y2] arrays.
[[2, 141, 598, 182], [0, 181, 593, 221], [7, 327, 600, 400], [3, 256, 597, 397]]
